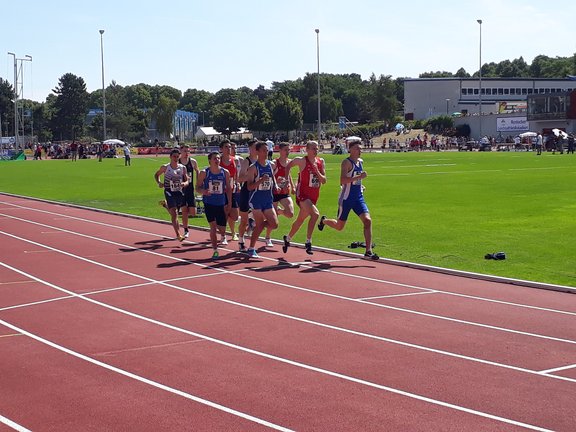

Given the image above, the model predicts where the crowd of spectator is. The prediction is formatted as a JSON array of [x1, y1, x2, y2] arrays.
[[25, 142, 122, 160]]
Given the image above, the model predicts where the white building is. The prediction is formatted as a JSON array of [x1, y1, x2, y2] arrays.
[[195, 127, 252, 142], [404, 77, 576, 138]]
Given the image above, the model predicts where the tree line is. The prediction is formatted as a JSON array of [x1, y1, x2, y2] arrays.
[[0, 53, 574, 144]]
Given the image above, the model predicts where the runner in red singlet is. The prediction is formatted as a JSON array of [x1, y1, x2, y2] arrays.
[[281, 140, 326, 255]]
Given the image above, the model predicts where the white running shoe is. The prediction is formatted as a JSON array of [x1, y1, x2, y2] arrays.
[[183, 229, 189, 239], [265, 238, 273, 247], [221, 237, 228, 245], [232, 233, 239, 241]]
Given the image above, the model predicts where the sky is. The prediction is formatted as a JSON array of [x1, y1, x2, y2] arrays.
[[2, 0, 575, 103]]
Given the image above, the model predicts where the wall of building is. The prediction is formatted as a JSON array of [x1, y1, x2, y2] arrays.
[[405, 78, 576, 118]]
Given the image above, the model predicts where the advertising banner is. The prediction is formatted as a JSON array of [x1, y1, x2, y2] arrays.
[[497, 117, 529, 132], [497, 101, 527, 114]]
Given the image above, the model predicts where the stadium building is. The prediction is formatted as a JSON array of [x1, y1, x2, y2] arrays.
[[404, 77, 576, 138]]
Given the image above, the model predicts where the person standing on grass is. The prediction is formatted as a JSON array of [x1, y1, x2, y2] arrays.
[[123, 143, 131, 166], [179, 145, 199, 238], [219, 140, 239, 245], [567, 134, 575, 154], [266, 138, 275, 160], [264, 142, 295, 246], [70, 141, 78, 161], [317, 137, 379, 260], [282, 140, 326, 255], [245, 141, 279, 258], [154, 149, 189, 242], [196, 152, 232, 259], [536, 133, 543, 156]]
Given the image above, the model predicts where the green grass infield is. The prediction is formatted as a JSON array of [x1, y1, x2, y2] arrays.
[[1, 150, 575, 287]]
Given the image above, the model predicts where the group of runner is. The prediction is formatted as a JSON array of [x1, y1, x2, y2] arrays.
[[154, 137, 379, 260]]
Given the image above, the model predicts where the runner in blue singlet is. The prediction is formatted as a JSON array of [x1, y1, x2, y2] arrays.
[[317, 138, 379, 260]]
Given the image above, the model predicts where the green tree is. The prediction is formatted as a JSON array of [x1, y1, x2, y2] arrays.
[[151, 85, 181, 107], [253, 84, 273, 101], [306, 93, 342, 123], [271, 79, 304, 102], [212, 102, 248, 136], [213, 88, 239, 106], [179, 88, 213, 114], [0, 78, 14, 136], [419, 71, 454, 78], [454, 68, 470, 78], [247, 99, 272, 132], [268, 92, 303, 136], [153, 95, 178, 138], [367, 74, 399, 123], [50, 73, 89, 141], [125, 84, 153, 109], [104, 81, 132, 139]]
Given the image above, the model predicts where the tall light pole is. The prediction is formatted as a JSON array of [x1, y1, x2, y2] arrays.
[[7, 52, 16, 147], [99, 29, 107, 142], [315, 28, 321, 143], [446, 98, 450, 115], [477, 19, 483, 140], [24, 55, 32, 145], [7, 52, 32, 149]]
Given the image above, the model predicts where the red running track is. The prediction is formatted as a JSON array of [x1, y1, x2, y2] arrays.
[[0, 194, 575, 431]]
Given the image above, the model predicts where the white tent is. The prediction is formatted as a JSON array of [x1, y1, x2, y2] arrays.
[[195, 127, 221, 140], [103, 139, 125, 146], [195, 127, 252, 141]]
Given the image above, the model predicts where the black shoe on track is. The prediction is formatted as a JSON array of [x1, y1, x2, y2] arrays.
[[318, 215, 326, 231], [282, 235, 290, 253]]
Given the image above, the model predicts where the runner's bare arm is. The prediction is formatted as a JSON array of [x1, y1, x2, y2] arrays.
[[314, 159, 327, 184], [224, 169, 233, 209], [246, 165, 260, 191], [154, 166, 166, 187], [339, 158, 362, 184], [196, 170, 209, 195], [237, 158, 251, 183]]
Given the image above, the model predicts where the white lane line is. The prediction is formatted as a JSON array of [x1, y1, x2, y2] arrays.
[[0, 271, 249, 313], [539, 363, 576, 374], [0, 296, 74, 312], [2, 245, 575, 386], [0, 280, 32, 285], [0, 270, 556, 432], [289, 257, 361, 265], [0, 319, 292, 432], [359, 291, 439, 301], [4, 201, 574, 318], [5, 220, 576, 347], [508, 167, 564, 171], [92, 339, 207, 357], [2, 219, 575, 346], [0, 414, 31, 432]]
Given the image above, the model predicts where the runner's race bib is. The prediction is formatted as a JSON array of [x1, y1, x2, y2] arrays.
[[309, 174, 320, 188], [276, 176, 288, 188], [169, 180, 182, 192], [209, 180, 223, 194], [258, 177, 272, 191]]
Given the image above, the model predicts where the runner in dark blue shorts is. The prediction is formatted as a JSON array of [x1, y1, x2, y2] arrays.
[[317, 138, 379, 260], [196, 152, 232, 259], [154, 149, 189, 242]]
